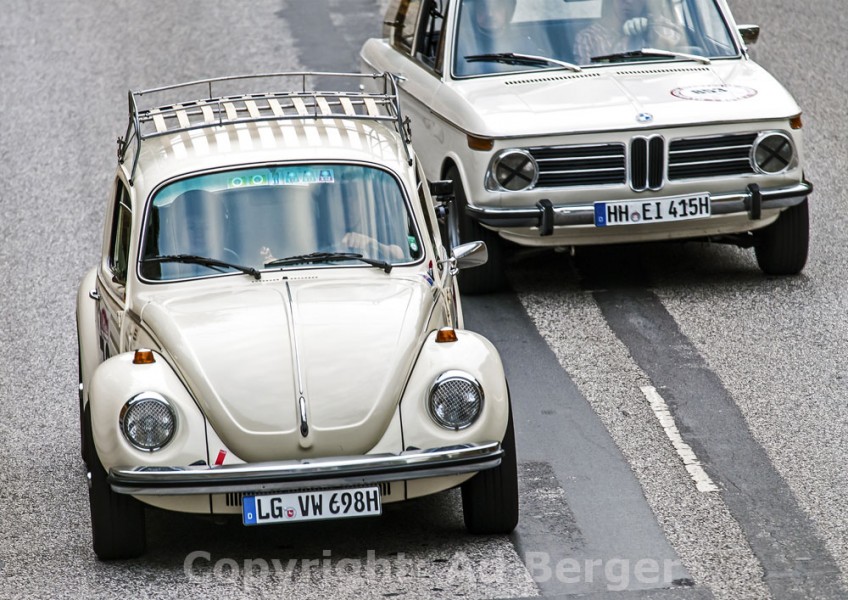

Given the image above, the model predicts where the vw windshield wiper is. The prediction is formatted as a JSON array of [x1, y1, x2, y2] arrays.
[[465, 52, 582, 72], [591, 47, 711, 65], [265, 252, 393, 274], [142, 254, 261, 279]]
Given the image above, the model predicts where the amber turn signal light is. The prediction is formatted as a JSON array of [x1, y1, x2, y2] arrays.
[[133, 349, 156, 364], [467, 134, 494, 151], [435, 328, 459, 343], [790, 114, 803, 130]]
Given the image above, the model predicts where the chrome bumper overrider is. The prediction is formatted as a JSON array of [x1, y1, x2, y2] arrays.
[[109, 442, 502, 495], [466, 181, 813, 234]]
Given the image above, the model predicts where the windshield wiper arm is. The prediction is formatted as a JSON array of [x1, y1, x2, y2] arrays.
[[142, 254, 261, 279], [465, 52, 582, 72], [591, 47, 711, 65], [265, 252, 393, 273]]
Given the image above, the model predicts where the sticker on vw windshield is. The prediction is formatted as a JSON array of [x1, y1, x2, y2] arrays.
[[228, 168, 335, 188], [671, 85, 757, 101]]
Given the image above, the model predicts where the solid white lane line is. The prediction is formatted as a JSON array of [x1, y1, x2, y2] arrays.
[[641, 386, 720, 493]]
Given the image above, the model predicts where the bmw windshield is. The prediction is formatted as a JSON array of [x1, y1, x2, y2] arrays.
[[453, 0, 739, 77]]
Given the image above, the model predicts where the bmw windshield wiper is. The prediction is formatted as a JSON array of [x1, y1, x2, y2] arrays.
[[265, 252, 393, 274], [591, 47, 711, 65], [465, 52, 582, 72], [142, 254, 261, 279]]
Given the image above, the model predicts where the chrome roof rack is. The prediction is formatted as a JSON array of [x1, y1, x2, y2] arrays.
[[117, 72, 412, 185]]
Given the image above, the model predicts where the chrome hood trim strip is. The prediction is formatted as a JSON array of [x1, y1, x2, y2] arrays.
[[284, 280, 310, 443]]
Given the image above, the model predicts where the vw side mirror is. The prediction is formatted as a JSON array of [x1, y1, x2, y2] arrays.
[[452, 241, 488, 270]]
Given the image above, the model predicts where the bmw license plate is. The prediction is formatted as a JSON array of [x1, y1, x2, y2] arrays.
[[594, 193, 711, 227], [242, 487, 382, 525]]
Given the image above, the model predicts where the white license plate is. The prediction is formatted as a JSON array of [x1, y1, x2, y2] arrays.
[[594, 193, 711, 227], [242, 487, 382, 525]]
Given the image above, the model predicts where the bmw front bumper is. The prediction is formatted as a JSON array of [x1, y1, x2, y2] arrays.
[[466, 181, 813, 235]]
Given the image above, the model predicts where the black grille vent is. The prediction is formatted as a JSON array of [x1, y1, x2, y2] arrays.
[[668, 133, 757, 180], [528, 143, 626, 188], [505, 72, 602, 86], [630, 136, 665, 191], [615, 66, 711, 76]]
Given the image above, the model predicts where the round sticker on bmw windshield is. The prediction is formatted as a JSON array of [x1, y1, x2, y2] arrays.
[[671, 85, 757, 101]]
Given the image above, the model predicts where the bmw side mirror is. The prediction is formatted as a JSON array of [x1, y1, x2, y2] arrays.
[[429, 179, 454, 200], [430, 179, 455, 220], [738, 24, 760, 46]]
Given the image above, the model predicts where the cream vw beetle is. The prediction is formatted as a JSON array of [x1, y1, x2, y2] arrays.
[[362, 0, 812, 293], [76, 73, 518, 560]]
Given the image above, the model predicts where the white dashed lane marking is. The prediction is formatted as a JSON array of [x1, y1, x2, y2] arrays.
[[641, 386, 720, 493]]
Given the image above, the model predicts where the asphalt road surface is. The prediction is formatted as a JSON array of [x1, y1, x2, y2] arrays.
[[1, 1, 846, 599]]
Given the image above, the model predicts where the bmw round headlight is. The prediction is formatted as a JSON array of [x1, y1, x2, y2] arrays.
[[428, 371, 484, 430], [120, 392, 176, 451], [752, 132, 795, 174], [489, 149, 538, 191]]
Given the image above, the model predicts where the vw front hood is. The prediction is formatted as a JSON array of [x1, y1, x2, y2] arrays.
[[139, 277, 432, 462]]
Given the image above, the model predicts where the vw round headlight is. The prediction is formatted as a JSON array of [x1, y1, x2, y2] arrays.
[[752, 132, 795, 174], [120, 392, 176, 451], [428, 371, 484, 430], [489, 149, 538, 191]]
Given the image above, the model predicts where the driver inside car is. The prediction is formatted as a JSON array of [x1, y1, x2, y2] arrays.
[[259, 232, 404, 265], [456, 0, 550, 74], [573, 0, 682, 65], [471, 0, 516, 34]]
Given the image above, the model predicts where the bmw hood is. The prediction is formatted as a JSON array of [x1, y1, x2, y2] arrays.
[[139, 277, 431, 462], [445, 60, 801, 137]]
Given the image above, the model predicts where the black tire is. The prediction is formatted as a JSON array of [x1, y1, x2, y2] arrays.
[[461, 406, 519, 534], [444, 166, 507, 295], [85, 408, 147, 560], [754, 199, 809, 275]]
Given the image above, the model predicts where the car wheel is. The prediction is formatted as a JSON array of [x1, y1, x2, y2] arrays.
[[754, 198, 809, 275], [444, 166, 507, 295], [85, 407, 146, 560], [461, 404, 519, 534]]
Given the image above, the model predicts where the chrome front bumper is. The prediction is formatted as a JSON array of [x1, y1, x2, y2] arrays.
[[109, 442, 502, 496], [466, 181, 813, 234]]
